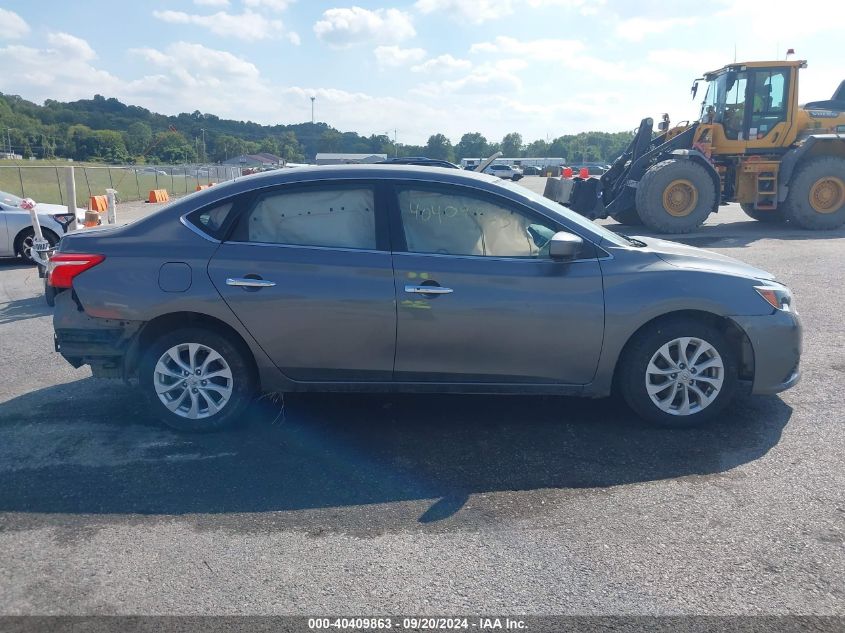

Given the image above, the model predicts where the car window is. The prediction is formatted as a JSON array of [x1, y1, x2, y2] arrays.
[[398, 187, 557, 258], [184, 201, 236, 239], [197, 202, 234, 232], [234, 187, 376, 250]]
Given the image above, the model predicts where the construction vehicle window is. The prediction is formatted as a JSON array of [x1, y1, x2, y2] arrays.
[[722, 72, 748, 140], [749, 70, 788, 139]]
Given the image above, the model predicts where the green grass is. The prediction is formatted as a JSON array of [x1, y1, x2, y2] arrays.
[[0, 163, 235, 206]]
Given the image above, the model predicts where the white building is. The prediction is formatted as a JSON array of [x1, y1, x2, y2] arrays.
[[460, 157, 565, 169]]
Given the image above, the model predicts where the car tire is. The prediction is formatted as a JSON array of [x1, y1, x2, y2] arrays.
[[635, 159, 717, 234], [618, 317, 739, 428], [14, 227, 59, 263], [782, 156, 845, 230], [44, 276, 56, 307], [740, 203, 783, 223], [610, 206, 643, 225], [139, 327, 256, 432]]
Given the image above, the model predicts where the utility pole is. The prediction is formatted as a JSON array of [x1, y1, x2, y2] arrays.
[[6, 128, 11, 158], [394, 129, 398, 157], [200, 128, 206, 163], [311, 96, 316, 125]]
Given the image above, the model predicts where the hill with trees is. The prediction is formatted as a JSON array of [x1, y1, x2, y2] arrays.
[[0, 92, 634, 165]]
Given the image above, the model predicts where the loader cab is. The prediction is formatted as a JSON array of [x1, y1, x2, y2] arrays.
[[697, 61, 803, 151]]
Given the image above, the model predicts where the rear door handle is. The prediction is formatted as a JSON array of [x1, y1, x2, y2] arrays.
[[226, 277, 276, 288], [404, 285, 453, 295]]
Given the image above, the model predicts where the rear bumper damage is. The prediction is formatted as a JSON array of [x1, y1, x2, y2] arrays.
[[53, 291, 142, 379]]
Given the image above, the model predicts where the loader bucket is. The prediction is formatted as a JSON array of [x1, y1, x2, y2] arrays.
[[568, 178, 603, 218]]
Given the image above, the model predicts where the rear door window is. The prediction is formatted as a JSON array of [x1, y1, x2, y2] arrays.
[[232, 186, 377, 250]]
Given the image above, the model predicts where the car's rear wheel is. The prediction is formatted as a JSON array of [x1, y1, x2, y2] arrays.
[[139, 327, 256, 432], [618, 318, 739, 427]]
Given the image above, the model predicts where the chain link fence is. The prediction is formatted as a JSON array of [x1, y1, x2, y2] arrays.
[[0, 164, 243, 207]]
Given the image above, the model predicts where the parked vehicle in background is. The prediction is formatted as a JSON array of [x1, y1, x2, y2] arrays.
[[521, 165, 542, 176], [484, 164, 523, 180], [569, 164, 610, 176], [0, 190, 85, 261], [48, 165, 801, 433]]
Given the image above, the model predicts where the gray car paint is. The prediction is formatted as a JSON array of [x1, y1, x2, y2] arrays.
[[52, 165, 802, 398]]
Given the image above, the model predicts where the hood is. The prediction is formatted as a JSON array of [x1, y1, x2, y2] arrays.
[[36, 202, 86, 221], [635, 236, 776, 281]]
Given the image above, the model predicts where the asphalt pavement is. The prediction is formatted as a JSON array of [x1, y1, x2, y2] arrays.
[[0, 177, 843, 616]]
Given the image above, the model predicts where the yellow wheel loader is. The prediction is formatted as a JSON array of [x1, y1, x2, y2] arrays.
[[556, 60, 845, 233]]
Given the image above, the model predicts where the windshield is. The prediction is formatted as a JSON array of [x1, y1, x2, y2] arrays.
[[496, 179, 633, 248], [0, 190, 23, 207], [700, 74, 723, 121]]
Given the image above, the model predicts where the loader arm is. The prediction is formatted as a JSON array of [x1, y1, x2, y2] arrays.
[[561, 119, 700, 219]]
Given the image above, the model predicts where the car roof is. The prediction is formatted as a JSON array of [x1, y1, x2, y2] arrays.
[[227, 163, 499, 189], [140, 164, 507, 223]]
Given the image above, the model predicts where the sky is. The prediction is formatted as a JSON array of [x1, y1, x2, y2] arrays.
[[0, 0, 843, 145]]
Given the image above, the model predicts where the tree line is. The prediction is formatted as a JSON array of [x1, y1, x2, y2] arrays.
[[0, 92, 634, 165]]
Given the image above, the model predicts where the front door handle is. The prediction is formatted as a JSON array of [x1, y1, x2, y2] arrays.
[[405, 285, 453, 295], [226, 277, 276, 288]]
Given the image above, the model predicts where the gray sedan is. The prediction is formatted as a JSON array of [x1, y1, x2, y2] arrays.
[[49, 166, 801, 432]]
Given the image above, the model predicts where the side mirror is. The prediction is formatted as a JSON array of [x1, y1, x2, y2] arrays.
[[548, 231, 583, 260], [657, 120, 668, 131]]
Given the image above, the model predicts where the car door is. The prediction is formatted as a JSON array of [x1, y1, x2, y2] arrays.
[[207, 181, 396, 382], [389, 182, 605, 385]]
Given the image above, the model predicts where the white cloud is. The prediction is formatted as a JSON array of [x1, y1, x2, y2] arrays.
[[243, 0, 296, 12], [152, 9, 288, 40], [46, 32, 97, 61], [193, 0, 230, 7], [411, 54, 471, 73], [314, 7, 415, 48], [374, 46, 427, 69], [523, 0, 606, 16], [0, 35, 120, 102], [0, 8, 30, 39], [414, 0, 604, 22], [614, 16, 698, 43], [414, 0, 514, 24], [131, 42, 261, 82], [413, 65, 522, 97], [470, 36, 584, 59]]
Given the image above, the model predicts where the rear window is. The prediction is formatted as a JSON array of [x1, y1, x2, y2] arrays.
[[185, 202, 235, 240]]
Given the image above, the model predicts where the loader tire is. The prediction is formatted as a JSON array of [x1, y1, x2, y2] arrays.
[[740, 203, 783, 223], [782, 156, 845, 230], [610, 206, 643, 225], [635, 159, 717, 234]]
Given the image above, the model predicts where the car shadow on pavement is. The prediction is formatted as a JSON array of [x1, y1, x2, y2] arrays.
[[0, 295, 50, 324], [0, 377, 792, 531]]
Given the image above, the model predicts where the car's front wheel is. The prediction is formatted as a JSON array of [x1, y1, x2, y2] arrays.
[[618, 318, 739, 427], [14, 227, 58, 263], [139, 327, 256, 432]]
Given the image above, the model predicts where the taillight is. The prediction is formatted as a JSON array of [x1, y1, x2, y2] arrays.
[[48, 253, 105, 288]]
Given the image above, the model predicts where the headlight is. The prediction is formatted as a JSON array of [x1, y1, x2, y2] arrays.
[[754, 284, 793, 312], [51, 213, 76, 227]]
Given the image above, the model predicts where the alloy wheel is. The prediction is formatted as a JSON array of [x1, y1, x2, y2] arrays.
[[153, 343, 234, 419], [645, 336, 724, 416]]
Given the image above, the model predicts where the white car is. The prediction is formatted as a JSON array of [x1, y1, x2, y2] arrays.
[[0, 190, 86, 261], [483, 164, 523, 180]]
